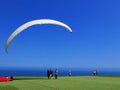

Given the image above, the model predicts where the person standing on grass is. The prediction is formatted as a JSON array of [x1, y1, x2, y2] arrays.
[[69, 70, 71, 76], [93, 70, 98, 76], [47, 70, 50, 79], [55, 69, 58, 79], [49, 70, 52, 79]]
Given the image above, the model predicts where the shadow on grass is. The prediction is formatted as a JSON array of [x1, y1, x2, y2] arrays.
[[0, 85, 19, 90], [14, 77, 48, 80]]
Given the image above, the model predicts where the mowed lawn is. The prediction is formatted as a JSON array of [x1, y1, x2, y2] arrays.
[[0, 76, 120, 90]]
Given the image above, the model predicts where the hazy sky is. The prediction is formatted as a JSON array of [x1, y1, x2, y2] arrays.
[[0, 0, 120, 69]]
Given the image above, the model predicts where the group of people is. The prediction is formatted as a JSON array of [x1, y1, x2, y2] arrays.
[[47, 69, 58, 79]]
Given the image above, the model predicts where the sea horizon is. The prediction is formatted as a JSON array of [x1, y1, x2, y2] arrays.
[[0, 67, 120, 76]]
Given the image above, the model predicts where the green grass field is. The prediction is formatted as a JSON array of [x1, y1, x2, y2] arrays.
[[0, 76, 120, 90]]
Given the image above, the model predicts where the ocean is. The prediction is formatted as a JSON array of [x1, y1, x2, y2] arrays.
[[0, 67, 120, 76]]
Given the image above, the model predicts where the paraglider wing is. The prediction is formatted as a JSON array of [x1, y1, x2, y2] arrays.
[[5, 19, 72, 53]]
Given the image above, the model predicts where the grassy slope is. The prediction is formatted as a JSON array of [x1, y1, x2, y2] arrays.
[[0, 76, 120, 90]]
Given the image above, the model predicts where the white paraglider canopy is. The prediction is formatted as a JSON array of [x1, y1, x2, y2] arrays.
[[5, 19, 72, 53]]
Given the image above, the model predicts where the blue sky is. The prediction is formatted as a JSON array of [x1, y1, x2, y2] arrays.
[[0, 0, 120, 69]]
